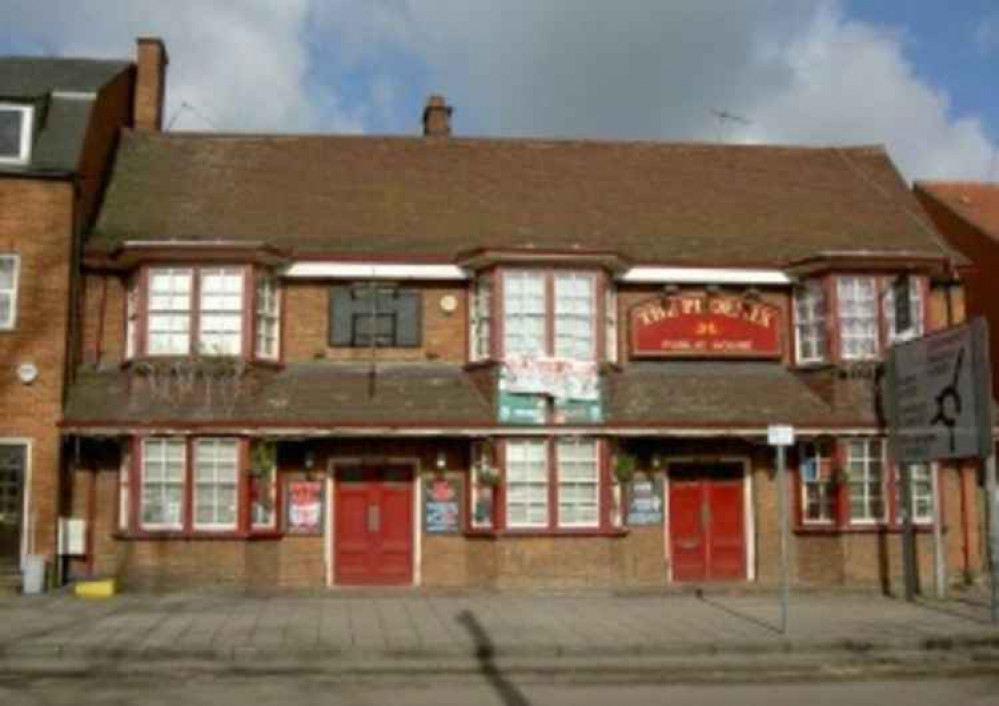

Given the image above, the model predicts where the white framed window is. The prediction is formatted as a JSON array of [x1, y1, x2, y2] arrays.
[[895, 463, 933, 524], [554, 273, 596, 361], [470, 275, 493, 361], [140, 438, 186, 530], [503, 271, 546, 356], [605, 286, 618, 364], [147, 267, 193, 355], [254, 273, 280, 360], [556, 438, 599, 527], [884, 276, 924, 343], [800, 441, 835, 524], [838, 276, 878, 360], [0, 104, 34, 165], [0, 255, 20, 330], [794, 280, 826, 364], [505, 439, 549, 528], [199, 268, 243, 356], [193, 438, 239, 530], [846, 438, 885, 523]]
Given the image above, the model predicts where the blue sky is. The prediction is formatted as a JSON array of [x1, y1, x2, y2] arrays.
[[1, 0, 997, 181]]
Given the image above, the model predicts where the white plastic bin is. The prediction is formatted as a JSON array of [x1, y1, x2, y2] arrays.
[[22, 555, 46, 595]]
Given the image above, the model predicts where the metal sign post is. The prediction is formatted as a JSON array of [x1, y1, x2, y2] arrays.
[[768, 424, 794, 635]]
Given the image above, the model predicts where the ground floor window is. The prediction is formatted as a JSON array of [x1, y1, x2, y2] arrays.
[[797, 437, 936, 530], [135, 436, 248, 534], [503, 437, 604, 531]]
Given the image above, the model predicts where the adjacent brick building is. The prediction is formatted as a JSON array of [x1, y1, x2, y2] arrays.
[[0, 39, 163, 592]]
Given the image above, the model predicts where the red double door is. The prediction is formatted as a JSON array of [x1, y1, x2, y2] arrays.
[[669, 463, 746, 582], [334, 466, 414, 586]]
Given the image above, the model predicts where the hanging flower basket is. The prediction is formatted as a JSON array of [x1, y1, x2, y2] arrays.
[[476, 464, 501, 487], [613, 452, 638, 484]]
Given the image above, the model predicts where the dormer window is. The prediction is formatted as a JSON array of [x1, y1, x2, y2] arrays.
[[837, 276, 878, 360], [0, 104, 33, 165], [793, 280, 827, 364], [132, 264, 280, 361]]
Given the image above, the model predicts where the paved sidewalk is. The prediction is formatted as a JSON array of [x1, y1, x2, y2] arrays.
[[0, 589, 996, 672]]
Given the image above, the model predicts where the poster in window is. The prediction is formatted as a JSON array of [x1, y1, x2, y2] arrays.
[[423, 474, 463, 533], [627, 474, 664, 526], [286, 479, 323, 534]]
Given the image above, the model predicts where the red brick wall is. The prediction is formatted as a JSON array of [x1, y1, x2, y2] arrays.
[[0, 179, 76, 564], [282, 280, 468, 363]]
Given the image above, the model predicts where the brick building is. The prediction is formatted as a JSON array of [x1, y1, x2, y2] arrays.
[[0, 41, 163, 591], [48, 62, 986, 591]]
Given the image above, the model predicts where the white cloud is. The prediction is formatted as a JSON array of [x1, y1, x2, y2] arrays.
[[1, 0, 995, 179], [0, 0, 364, 133]]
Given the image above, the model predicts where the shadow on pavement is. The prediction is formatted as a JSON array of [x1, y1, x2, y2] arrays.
[[457, 609, 531, 706], [696, 590, 782, 635]]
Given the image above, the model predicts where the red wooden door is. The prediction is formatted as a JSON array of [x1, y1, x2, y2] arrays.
[[669, 464, 746, 582], [334, 466, 414, 586]]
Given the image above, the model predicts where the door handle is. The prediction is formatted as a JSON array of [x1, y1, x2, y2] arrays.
[[367, 504, 380, 533]]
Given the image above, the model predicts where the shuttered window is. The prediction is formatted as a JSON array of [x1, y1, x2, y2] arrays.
[[329, 284, 422, 347]]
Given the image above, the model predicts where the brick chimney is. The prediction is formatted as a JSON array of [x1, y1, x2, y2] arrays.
[[134, 37, 169, 131], [422, 94, 452, 137]]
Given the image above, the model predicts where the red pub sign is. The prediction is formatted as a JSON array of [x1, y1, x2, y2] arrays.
[[629, 294, 782, 358]]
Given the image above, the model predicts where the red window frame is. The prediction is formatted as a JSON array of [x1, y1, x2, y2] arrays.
[[127, 263, 282, 364], [119, 435, 283, 539], [481, 267, 608, 363], [483, 437, 616, 535], [793, 437, 942, 533]]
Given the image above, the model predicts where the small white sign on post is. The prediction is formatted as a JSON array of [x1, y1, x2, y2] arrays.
[[767, 424, 795, 447]]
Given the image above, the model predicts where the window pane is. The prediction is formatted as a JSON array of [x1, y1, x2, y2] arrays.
[[794, 281, 826, 363], [503, 272, 546, 356], [255, 274, 280, 359], [847, 439, 884, 522], [555, 274, 595, 361], [557, 439, 598, 528], [199, 268, 243, 356], [506, 440, 548, 528], [141, 438, 186, 528], [838, 277, 878, 360], [0, 109, 24, 158], [148, 268, 193, 356], [193, 439, 239, 529]]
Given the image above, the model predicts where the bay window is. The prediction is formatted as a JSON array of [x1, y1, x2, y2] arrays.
[[838, 276, 878, 360], [140, 438, 186, 529], [605, 286, 618, 364], [138, 265, 279, 360], [193, 438, 239, 530], [846, 439, 885, 523], [500, 269, 599, 361], [793, 281, 826, 364]]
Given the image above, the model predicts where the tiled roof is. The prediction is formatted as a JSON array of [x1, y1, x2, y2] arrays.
[[91, 130, 951, 265], [0, 57, 131, 175], [606, 362, 882, 428], [914, 181, 999, 243], [62, 362, 495, 429], [63, 360, 884, 431]]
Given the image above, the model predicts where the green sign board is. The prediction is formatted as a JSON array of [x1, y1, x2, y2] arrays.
[[498, 391, 547, 425], [553, 397, 604, 424]]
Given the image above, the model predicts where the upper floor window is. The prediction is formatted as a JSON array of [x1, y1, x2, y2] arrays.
[[501, 270, 597, 362], [0, 104, 33, 165], [137, 264, 279, 361], [0, 255, 20, 330], [838, 276, 878, 360], [793, 281, 826, 364], [329, 283, 421, 348], [470, 275, 493, 361], [884, 276, 924, 343], [254, 274, 280, 360]]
